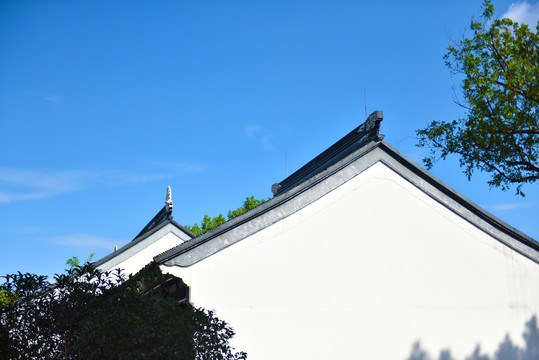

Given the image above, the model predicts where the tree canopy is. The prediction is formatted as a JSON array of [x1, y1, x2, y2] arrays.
[[0, 261, 246, 360], [417, 0, 538, 195], [186, 196, 267, 236]]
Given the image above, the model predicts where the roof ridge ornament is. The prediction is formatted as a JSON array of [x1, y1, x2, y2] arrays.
[[165, 186, 173, 215], [358, 110, 384, 142], [271, 110, 384, 196]]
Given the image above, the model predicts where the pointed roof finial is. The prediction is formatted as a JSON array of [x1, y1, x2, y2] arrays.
[[165, 186, 173, 213]]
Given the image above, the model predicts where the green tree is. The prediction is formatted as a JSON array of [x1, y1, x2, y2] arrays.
[[0, 262, 246, 360], [186, 196, 267, 236], [227, 196, 267, 219], [65, 253, 94, 270], [417, 0, 538, 195]]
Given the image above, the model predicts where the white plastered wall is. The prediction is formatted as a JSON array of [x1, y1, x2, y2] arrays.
[[163, 161, 539, 360], [97, 225, 187, 275]]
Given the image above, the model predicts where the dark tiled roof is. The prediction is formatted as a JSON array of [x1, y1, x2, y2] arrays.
[[155, 111, 387, 265], [133, 206, 173, 240], [93, 218, 194, 269], [154, 110, 539, 266], [272, 110, 384, 196]]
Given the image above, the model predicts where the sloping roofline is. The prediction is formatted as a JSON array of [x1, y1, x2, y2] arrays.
[[134, 205, 173, 240], [93, 184, 196, 269], [272, 110, 384, 196], [155, 111, 539, 266], [93, 212, 195, 269]]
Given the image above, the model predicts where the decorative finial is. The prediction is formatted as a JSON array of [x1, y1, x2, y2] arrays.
[[165, 186, 173, 213]]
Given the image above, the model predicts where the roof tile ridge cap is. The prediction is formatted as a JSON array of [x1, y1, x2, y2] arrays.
[[132, 218, 172, 242], [155, 199, 274, 262], [271, 140, 381, 198], [379, 141, 538, 246], [132, 205, 168, 240], [156, 114, 386, 263], [272, 110, 383, 196], [155, 142, 387, 264], [169, 219, 197, 238], [155, 143, 385, 264]]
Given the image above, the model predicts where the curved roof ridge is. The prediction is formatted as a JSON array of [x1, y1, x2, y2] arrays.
[[272, 110, 384, 196]]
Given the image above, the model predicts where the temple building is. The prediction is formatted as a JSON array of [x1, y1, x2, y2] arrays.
[[95, 111, 539, 360]]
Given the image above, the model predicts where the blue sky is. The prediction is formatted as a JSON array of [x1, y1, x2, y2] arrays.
[[1, 0, 538, 278]]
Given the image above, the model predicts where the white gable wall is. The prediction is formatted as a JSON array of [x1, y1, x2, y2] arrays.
[[162, 160, 539, 360], [97, 224, 189, 275]]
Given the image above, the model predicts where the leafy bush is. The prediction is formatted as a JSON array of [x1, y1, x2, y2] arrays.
[[0, 262, 246, 360]]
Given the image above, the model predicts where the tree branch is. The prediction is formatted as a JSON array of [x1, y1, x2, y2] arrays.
[[485, 26, 510, 72]]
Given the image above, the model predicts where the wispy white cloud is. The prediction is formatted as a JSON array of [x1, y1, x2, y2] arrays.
[[244, 125, 261, 138], [487, 202, 535, 211], [47, 233, 123, 250], [244, 124, 274, 150], [503, 2, 539, 27], [44, 95, 62, 105], [12, 226, 48, 234], [0, 169, 98, 202], [102, 171, 168, 185], [0, 168, 170, 203], [0, 169, 96, 189]]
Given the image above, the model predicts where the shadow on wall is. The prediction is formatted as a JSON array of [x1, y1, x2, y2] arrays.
[[406, 315, 538, 360]]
